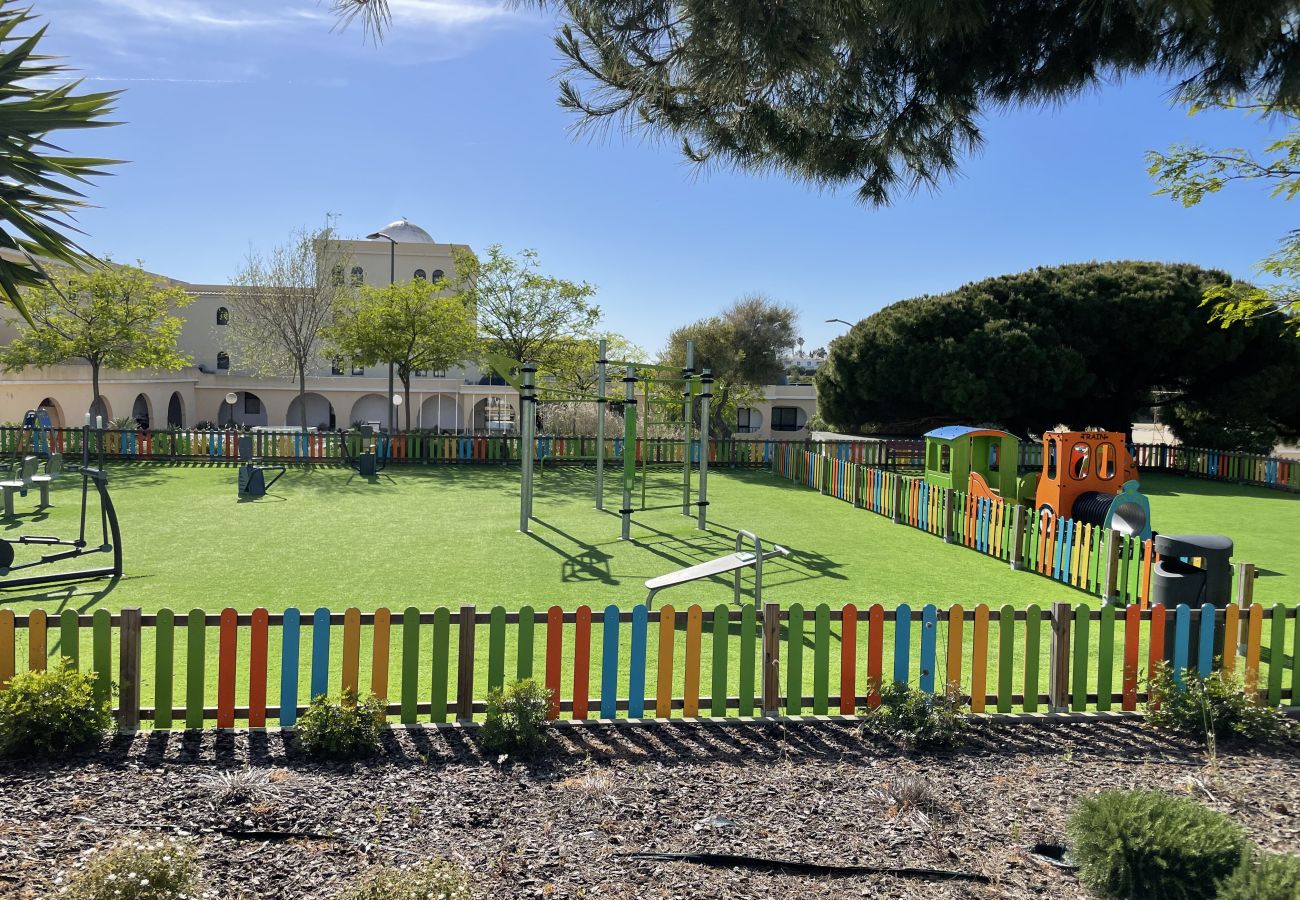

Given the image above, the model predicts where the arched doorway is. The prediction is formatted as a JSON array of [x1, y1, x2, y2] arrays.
[[349, 394, 391, 430], [473, 397, 516, 433], [419, 395, 464, 432], [167, 392, 184, 428], [286, 392, 336, 431], [131, 393, 152, 430], [219, 391, 268, 427], [36, 397, 63, 428], [88, 396, 111, 423]]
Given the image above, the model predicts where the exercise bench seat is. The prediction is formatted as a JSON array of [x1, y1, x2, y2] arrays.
[[1, 456, 45, 518]]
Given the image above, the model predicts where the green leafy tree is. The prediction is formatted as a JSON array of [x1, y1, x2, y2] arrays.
[[227, 226, 351, 430], [660, 295, 797, 438], [1149, 99, 1300, 334], [0, 3, 120, 321], [455, 244, 600, 370], [815, 261, 1300, 449], [334, 0, 1300, 205], [327, 277, 480, 431], [0, 262, 191, 417]]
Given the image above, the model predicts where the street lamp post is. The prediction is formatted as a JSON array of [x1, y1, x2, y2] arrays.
[[366, 228, 398, 432], [825, 318, 854, 328]]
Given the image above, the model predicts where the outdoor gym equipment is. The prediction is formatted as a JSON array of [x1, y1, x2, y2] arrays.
[[643, 529, 789, 607], [488, 340, 713, 540], [923, 426, 1152, 540], [343, 424, 386, 477], [238, 462, 286, 498], [0, 416, 123, 590]]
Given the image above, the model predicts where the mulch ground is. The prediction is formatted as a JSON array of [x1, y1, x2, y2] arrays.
[[2, 718, 1298, 899]]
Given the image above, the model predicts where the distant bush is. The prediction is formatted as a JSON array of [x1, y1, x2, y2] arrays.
[[858, 681, 969, 750], [0, 660, 113, 757], [294, 690, 385, 760], [59, 836, 201, 899], [1066, 790, 1246, 900], [1216, 851, 1300, 900], [340, 860, 474, 900], [1147, 663, 1287, 744], [479, 678, 551, 758]]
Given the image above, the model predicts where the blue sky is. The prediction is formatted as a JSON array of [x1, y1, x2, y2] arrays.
[[38, 0, 1298, 353]]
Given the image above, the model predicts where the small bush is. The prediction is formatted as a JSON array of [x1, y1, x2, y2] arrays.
[[1066, 790, 1246, 900], [294, 690, 385, 760], [58, 836, 202, 899], [0, 660, 113, 757], [858, 681, 968, 749], [479, 678, 551, 757], [1216, 851, 1300, 900], [1147, 663, 1287, 744], [341, 860, 474, 900]]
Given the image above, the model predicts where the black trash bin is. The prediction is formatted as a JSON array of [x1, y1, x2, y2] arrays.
[[1151, 533, 1234, 668]]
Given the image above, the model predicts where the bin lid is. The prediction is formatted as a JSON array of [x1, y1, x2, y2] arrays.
[[1153, 533, 1233, 557]]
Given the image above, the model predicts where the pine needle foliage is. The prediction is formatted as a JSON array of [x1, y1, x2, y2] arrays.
[[1066, 790, 1247, 900]]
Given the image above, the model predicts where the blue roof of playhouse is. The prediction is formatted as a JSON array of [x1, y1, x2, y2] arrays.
[[925, 426, 1013, 441]]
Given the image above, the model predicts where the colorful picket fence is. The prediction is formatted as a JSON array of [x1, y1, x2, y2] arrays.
[[1133, 443, 1300, 493], [0, 601, 1294, 730], [0, 428, 885, 470], [776, 447, 1169, 606]]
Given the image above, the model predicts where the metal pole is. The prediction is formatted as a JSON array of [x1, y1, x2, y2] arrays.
[[621, 366, 636, 541], [682, 339, 694, 517], [519, 364, 536, 533], [639, 372, 648, 512], [697, 369, 711, 530], [595, 338, 607, 510]]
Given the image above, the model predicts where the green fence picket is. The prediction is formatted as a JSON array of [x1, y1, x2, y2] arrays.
[[430, 607, 450, 723], [60, 609, 79, 669], [487, 606, 506, 692], [517, 605, 535, 681], [738, 604, 756, 716], [812, 604, 830, 715], [1096, 605, 1114, 711], [401, 606, 420, 724], [711, 604, 728, 717], [155, 609, 174, 729], [1023, 604, 1041, 712], [92, 609, 111, 708], [186, 608, 206, 729], [1268, 603, 1285, 707], [997, 605, 1014, 713], [1071, 604, 1090, 712], [786, 603, 804, 715]]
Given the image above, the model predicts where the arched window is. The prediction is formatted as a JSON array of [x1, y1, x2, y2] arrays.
[[431, 269, 445, 282], [216, 306, 229, 325], [331, 265, 345, 286], [350, 266, 364, 286], [414, 269, 427, 280], [217, 351, 230, 371]]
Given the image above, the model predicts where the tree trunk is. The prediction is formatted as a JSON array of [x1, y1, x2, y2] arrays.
[[402, 375, 412, 431], [91, 360, 101, 424], [298, 368, 309, 431]]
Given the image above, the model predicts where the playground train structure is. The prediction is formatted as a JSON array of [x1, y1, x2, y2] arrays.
[[923, 427, 1153, 541]]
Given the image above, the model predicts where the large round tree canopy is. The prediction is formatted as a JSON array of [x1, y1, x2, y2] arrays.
[[815, 261, 1300, 449]]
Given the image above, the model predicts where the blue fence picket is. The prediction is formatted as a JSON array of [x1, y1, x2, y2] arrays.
[[1172, 604, 1191, 685], [919, 604, 937, 694], [628, 605, 647, 718], [601, 605, 619, 719], [280, 608, 301, 726], [311, 607, 330, 700], [893, 603, 911, 685]]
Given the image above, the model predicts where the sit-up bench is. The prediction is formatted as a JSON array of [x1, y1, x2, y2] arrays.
[[644, 529, 789, 607]]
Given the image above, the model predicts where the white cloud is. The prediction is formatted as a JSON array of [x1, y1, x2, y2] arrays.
[[387, 0, 510, 28], [89, 0, 289, 29]]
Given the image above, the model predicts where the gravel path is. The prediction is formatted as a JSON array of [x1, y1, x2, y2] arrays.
[[2, 719, 1298, 898]]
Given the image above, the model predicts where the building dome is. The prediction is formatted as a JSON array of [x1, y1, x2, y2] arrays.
[[368, 218, 435, 244]]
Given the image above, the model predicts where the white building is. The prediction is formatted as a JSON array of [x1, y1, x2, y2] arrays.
[[0, 218, 818, 440]]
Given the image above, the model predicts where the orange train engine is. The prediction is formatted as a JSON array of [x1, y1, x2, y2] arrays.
[[1035, 431, 1151, 541]]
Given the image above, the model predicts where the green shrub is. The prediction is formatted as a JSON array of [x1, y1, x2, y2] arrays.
[[340, 860, 474, 900], [0, 660, 113, 757], [1066, 790, 1246, 900], [479, 678, 551, 757], [58, 836, 201, 899], [858, 681, 968, 749], [1216, 851, 1300, 900], [1147, 663, 1287, 744], [294, 690, 385, 760]]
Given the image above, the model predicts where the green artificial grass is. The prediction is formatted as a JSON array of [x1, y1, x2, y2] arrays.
[[0, 462, 1293, 726], [0, 464, 1293, 617]]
